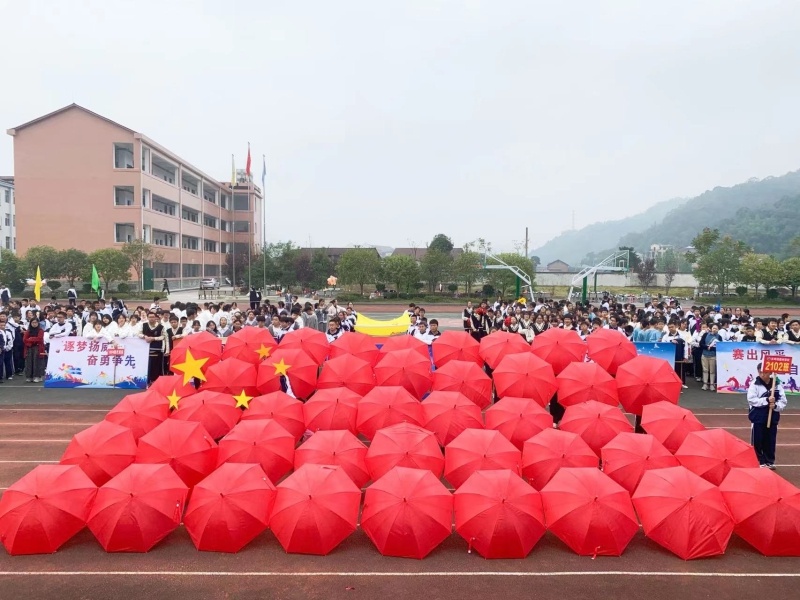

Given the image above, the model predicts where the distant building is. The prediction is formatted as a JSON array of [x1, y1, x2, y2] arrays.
[[0, 177, 14, 253], [300, 247, 380, 267], [646, 244, 674, 261], [546, 259, 570, 273], [391, 247, 463, 263]]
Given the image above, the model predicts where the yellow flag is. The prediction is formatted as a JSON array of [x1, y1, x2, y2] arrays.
[[34, 266, 42, 302], [231, 154, 236, 187]]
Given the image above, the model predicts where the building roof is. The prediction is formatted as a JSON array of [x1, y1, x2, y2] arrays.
[[547, 259, 569, 267], [7, 103, 135, 136]]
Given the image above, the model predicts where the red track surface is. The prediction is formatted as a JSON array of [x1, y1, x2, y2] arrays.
[[1, 406, 799, 599]]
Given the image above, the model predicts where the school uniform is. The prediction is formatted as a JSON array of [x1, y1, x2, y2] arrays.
[[142, 322, 166, 384], [747, 376, 787, 467]]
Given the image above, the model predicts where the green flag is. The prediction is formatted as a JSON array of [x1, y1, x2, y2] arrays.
[[91, 264, 100, 293]]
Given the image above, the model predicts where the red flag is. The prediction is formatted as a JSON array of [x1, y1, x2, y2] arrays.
[[246, 143, 252, 176]]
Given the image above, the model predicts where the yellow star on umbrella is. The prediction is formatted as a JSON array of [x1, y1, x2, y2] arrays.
[[171, 348, 209, 385], [255, 344, 273, 360], [272, 358, 292, 377], [233, 389, 254, 409], [167, 390, 182, 410]]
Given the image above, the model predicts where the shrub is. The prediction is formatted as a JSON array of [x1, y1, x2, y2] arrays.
[[447, 283, 458, 293], [375, 283, 386, 292], [116, 283, 130, 293], [766, 288, 779, 300], [736, 286, 748, 297], [482, 284, 495, 296], [82, 283, 93, 294], [48, 281, 62, 290]]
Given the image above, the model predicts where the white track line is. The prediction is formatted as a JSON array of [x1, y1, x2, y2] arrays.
[[0, 571, 798, 578], [0, 460, 58, 463], [0, 409, 108, 412], [0, 439, 72, 443], [0, 423, 97, 426]]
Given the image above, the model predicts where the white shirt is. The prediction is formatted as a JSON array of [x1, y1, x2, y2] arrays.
[[48, 321, 72, 339]]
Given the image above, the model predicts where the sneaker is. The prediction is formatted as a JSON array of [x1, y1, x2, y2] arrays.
[[767, 464, 777, 471], [695, 377, 702, 382], [32, 377, 41, 383], [25, 379, 32, 383], [6, 376, 11, 381], [760, 464, 769, 468], [682, 385, 688, 389], [701, 385, 708, 391]]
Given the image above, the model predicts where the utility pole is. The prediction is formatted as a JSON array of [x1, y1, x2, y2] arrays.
[[524, 227, 529, 259]]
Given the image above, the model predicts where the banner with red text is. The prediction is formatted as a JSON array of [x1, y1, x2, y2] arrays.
[[44, 337, 149, 389], [716, 342, 800, 394]]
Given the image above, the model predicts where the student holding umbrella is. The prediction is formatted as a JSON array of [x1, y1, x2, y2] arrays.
[[747, 363, 788, 470]]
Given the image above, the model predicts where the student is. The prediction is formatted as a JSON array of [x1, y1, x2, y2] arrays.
[[23, 317, 46, 383], [786, 320, 800, 344], [747, 363, 788, 470], [326, 317, 344, 343], [302, 304, 318, 331], [0, 313, 13, 383], [428, 319, 442, 339], [66, 286, 78, 307], [700, 323, 722, 391], [162, 278, 170, 295], [142, 312, 166, 385]]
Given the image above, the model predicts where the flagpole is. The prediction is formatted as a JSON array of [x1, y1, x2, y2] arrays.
[[231, 153, 236, 300], [262, 154, 266, 293]]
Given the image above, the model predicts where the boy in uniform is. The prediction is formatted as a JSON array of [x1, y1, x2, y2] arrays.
[[747, 362, 787, 469]]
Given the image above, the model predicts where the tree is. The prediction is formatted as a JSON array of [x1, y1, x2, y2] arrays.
[[88, 248, 132, 290], [309, 249, 334, 291], [634, 258, 657, 290], [428, 234, 454, 255], [120, 239, 163, 287], [486, 252, 535, 297], [739, 253, 783, 298], [686, 228, 749, 295], [0, 249, 23, 294], [23, 245, 61, 280], [57, 249, 90, 288], [531, 255, 541, 268], [224, 247, 251, 286], [336, 248, 381, 296], [781, 257, 800, 297], [420, 249, 452, 293], [382, 254, 420, 294], [656, 249, 679, 294], [617, 246, 641, 272], [453, 250, 483, 295]]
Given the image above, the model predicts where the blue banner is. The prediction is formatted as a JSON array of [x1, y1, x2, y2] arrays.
[[634, 342, 676, 369]]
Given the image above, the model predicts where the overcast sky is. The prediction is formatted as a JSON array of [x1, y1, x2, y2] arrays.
[[3, 0, 800, 252]]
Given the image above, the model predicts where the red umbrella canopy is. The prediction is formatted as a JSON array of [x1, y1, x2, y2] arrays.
[[270, 464, 361, 555], [493, 353, 557, 407], [295, 430, 370, 488], [317, 354, 375, 397], [217, 419, 296, 484], [366, 423, 444, 481], [522, 428, 599, 490], [479, 331, 530, 370], [444, 429, 522, 489], [148, 373, 198, 402], [135, 419, 218, 488], [421, 391, 484, 446], [586, 328, 637, 376], [201, 358, 259, 397], [719, 467, 800, 556], [615, 355, 682, 416], [170, 332, 223, 384], [485, 397, 553, 450], [556, 362, 619, 407], [0, 465, 97, 555], [256, 348, 318, 400], [374, 348, 433, 400], [104, 390, 169, 440], [640, 401, 706, 453], [357, 386, 424, 440], [183, 463, 276, 553], [530, 328, 587, 375], [279, 327, 331, 365], [329, 331, 381, 366], [431, 360, 492, 409], [675, 429, 760, 485], [243, 391, 305, 441], [454, 469, 546, 559], [541, 467, 639, 556], [559, 401, 634, 457], [633, 466, 734, 560], [361, 466, 453, 559], [378, 334, 430, 359], [169, 390, 242, 440], [431, 330, 482, 369], [60, 421, 137, 486], [87, 463, 188, 552], [303, 387, 361, 434], [600, 432, 679, 494], [221, 327, 277, 365]]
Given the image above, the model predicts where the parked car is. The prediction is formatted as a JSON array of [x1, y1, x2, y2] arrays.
[[200, 278, 219, 290]]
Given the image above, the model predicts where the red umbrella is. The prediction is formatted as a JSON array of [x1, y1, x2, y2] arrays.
[[105, 390, 169, 440], [484, 397, 553, 450], [87, 463, 188, 552], [522, 428, 599, 490], [218, 419, 295, 484], [317, 354, 375, 397], [616, 355, 682, 415], [530, 328, 587, 375], [454, 469, 546, 558], [221, 326, 277, 364], [361, 466, 453, 559], [366, 423, 444, 481], [633, 466, 734, 559], [493, 353, 557, 407], [257, 348, 318, 400], [0, 465, 97, 555], [421, 390, 484, 446], [720, 467, 800, 556], [378, 334, 430, 359], [270, 464, 361, 555], [374, 348, 433, 400], [556, 362, 618, 407], [60, 421, 137, 486], [329, 331, 380, 366], [586, 328, 637, 376], [559, 401, 634, 457], [444, 429, 522, 489], [357, 386, 424, 440], [279, 327, 330, 365], [541, 467, 639, 556], [183, 463, 276, 553], [201, 358, 259, 397], [170, 332, 223, 382], [601, 432, 679, 493], [303, 387, 361, 434], [148, 373, 198, 402], [169, 390, 242, 440], [431, 360, 492, 409], [675, 429, 760, 485], [135, 419, 218, 488], [431, 330, 482, 368], [243, 391, 305, 441], [479, 331, 530, 370], [295, 429, 370, 488], [640, 401, 706, 453]]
